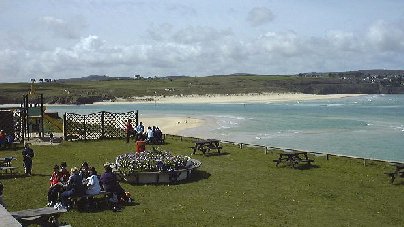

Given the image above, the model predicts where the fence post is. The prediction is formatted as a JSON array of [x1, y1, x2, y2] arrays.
[[265, 147, 268, 154], [101, 111, 105, 139], [63, 113, 67, 141], [83, 115, 87, 141], [135, 110, 139, 127]]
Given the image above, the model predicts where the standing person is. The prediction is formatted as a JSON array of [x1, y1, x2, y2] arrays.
[[49, 132, 54, 144], [22, 143, 34, 175], [125, 119, 134, 143], [0, 130, 6, 148]]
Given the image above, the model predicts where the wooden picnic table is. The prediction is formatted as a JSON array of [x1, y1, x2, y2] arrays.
[[0, 157, 16, 167], [273, 150, 314, 168], [385, 163, 404, 183], [0, 157, 17, 174], [11, 207, 67, 226], [0, 204, 22, 227], [190, 139, 222, 155]]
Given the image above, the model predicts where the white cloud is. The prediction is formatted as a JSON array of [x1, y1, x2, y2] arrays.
[[2, 18, 404, 82], [247, 7, 275, 27], [255, 31, 303, 57], [40, 16, 86, 39], [171, 26, 233, 44], [366, 20, 404, 52]]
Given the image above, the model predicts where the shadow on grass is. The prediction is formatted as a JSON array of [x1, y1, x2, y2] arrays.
[[191, 152, 230, 157], [392, 180, 404, 186], [77, 201, 141, 213], [205, 152, 230, 157], [182, 170, 211, 184], [123, 169, 211, 187], [295, 164, 320, 170], [0, 174, 30, 180]]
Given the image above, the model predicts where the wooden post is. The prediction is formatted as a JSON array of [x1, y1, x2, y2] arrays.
[[83, 115, 87, 141], [135, 110, 139, 126], [326, 154, 330, 160], [239, 143, 243, 149], [63, 113, 67, 141], [101, 111, 105, 139], [265, 147, 268, 154], [363, 159, 367, 167], [40, 94, 44, 137]]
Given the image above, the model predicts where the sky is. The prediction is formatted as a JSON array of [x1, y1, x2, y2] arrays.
[[1, 0, 404, 83]]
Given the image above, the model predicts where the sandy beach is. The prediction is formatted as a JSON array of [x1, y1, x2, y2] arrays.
[[138, 116, 204, 135], [117, 93, 364, 135], [106, 93, 363, 105]]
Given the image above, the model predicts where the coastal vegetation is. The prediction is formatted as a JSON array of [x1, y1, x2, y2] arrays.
[[1, 136, 403, 226], [1, 72, 403, 105]]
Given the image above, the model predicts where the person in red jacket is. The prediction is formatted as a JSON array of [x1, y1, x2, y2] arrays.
[[125, 119, 135, 143], [47, 164, 63, 206], [59, 162, 70, 184]]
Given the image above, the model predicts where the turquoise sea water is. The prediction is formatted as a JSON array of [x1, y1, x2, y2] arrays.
[[48, 94, 404, 162]]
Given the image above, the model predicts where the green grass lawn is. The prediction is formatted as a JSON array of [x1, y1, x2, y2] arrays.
[[1, 136, 404, 226]]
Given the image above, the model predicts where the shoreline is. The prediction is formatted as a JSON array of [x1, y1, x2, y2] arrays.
[[124, 93, 365, 135]]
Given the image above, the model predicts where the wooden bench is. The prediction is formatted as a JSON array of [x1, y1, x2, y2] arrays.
[[207, 145, 222, 153], [11, 207, 67, 226], [0, 204, 21, 227], [0, 166, 17, 174], [191, 139, 222, 155], [273, 151, 314, 168], [0, 157, 16, 167], [385, 163, 404, 184], [298, 159, 315, 165], [385, 171, 404, 184], [68, 191, 112, 210]]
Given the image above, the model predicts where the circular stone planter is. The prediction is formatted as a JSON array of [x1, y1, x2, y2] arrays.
[[120, 159, 201, 184]]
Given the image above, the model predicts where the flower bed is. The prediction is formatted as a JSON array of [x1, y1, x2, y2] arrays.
[[115, 150, 201, 184]]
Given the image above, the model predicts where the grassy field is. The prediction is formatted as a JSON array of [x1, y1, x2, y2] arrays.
[[1, 136, 404, 226]]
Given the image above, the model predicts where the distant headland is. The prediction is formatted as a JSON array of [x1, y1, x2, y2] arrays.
[[1, 69, 403, 105]]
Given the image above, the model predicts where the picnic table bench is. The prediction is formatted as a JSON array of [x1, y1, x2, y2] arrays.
[[0, 157, 17, 174], [10, 207, 67, 227], [273, 150, 314, 168], [190, 139, 222, 155], [0, 157, 16, 167], [385, 163, 404, 183], [68, 190, 112, 210], [0, 204, 22, 227]]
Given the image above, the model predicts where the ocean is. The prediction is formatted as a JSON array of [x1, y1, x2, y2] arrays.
[[48, 94, 404, 162]]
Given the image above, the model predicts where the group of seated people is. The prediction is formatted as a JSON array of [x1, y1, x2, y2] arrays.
[[0, 130, 15, 149], [126, 121, 164, 144], [47, 161, 130, 210]]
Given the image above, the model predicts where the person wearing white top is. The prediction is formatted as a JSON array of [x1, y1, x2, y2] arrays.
[[86, 167, 101, 196]]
